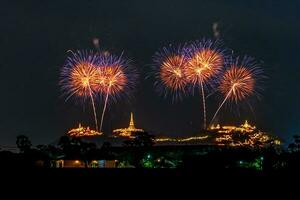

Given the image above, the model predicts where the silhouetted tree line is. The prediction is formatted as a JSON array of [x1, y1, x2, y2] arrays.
[[0, 133, 300, 173], [121, 132, 155, 168]]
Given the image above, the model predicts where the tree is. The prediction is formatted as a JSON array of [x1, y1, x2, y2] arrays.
[[58, 136, 83, 156], [131, 132, 155, 147], [293, 135, 300, 143], [123, 140, 133, 147], [58, 136, 98, 167], [122, 132, 155, 168], [288, 135, 300, 152], [58, 136, 71, 152], [16, 135, 32, 153], [36, 144, 62, 159], [58, 136, 82, 157], [80, 142, 97, 168], [36, 144, 46, 151], [100, 142, 113, 160], [101, 142, 112, 150]]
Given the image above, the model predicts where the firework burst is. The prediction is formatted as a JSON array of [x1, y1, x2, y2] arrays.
[[185, 39, 226, 129], [60, 50, 99, 130], [95, 53, 137, 132], [210, 56, 264, 125], [153, 45, 189, 101], [219, 66, 255, 102]]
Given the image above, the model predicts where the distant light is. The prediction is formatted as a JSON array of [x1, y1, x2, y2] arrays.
[[67, 123, 103, 137], [260, 156, 264, 160], [75, 160, 80, 164], [147, 154, 151, 159], [239, 161, 243, 164]]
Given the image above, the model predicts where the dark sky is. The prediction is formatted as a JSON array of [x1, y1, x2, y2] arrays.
[[1, 0, 300, 146]]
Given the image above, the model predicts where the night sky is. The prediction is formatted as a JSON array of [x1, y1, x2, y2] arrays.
[[1, 0, 300, 146]]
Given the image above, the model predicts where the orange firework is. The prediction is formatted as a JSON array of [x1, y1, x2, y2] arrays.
[[210, 56, 263, 125], [153, 45, 189, 101], [96, 65, 127, 97], [219, 66, 255, 103], [185, 49, 223, 85], [160, 55, 188, 92], [185, 39, 225, 130], [95, 54, 136, 132], [60, 50, 99, 130], [69, 62, 98, 97]]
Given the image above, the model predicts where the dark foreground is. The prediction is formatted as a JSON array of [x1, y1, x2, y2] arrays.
[[1, 167, 299, 194], [2, 167, 299, 179]]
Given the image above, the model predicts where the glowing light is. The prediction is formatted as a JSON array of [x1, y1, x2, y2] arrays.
[[159, 55, 188, 92], [60, 50, 137, 133], [211, 121, 280, 147], [67, 123, 103, 137], [155, 135, 209, 142], [113, 112, 144, 138], [95, 65, 127, 97], [209, 120, 256, 134], [186, 49, 223, 85], [68, 63, 98, 96], [274, 140, 281, 145], [219, 66, 255, 102], [185, 39, 226, 130], [95, 54, 138, 133], [210, 56, 264, 125], [153, 45, 189, 101], [60, 50, 99, 130]]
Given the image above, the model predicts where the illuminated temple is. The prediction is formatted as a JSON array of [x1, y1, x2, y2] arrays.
[[113, 112, 144, 138], [209, 120, 256, 134], [67, 123, 103, 137], [156, 121, 281, 146], [209, 120, 281, 147]]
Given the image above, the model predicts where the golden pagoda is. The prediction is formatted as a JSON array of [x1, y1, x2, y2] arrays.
[[113, 112, 144, 138], [67, 123, 103, 137]]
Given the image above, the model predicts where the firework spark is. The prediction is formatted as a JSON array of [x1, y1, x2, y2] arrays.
[[185, 39, 226, 129], [219, 66, 255, 102], [95, 54, 137, 132], [153, 45, 189, 101], [210, 56, 264, 125], [60, 50, 99, 130]]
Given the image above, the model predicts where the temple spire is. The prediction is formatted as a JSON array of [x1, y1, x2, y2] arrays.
[[113, 112, 144, 137], [129, 112, 135, 128]]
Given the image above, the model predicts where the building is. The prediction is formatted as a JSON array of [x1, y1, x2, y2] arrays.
[[151, 120, 281, 147], [113, 112, 144, 138], [209, 120, 256, 134], [67, 123, 103, 137], [48, 159, 118, 168], [209, 120, 281, 147]]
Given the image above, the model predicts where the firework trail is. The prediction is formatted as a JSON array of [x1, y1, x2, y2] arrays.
[[60, 50, 99, 130], [95, 53, 137, 132], [99, 87, 110, 134], [153, 44, 189, 101], [210, 56, 264, 125], [185, 39, 226, 130]]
